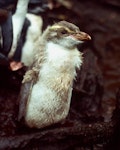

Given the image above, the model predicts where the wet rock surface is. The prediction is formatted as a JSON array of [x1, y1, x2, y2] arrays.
[[0, 0, 120, 149]]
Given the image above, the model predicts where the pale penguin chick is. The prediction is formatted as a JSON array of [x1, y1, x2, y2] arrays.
[[18, 21, 91, 128]]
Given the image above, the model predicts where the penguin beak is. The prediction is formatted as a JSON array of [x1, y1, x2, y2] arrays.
[[72, 31, 91, 41]]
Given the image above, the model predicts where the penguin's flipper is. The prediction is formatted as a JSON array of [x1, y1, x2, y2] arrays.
[[0, 53, 9, 66], [18, 80, 34, 122]]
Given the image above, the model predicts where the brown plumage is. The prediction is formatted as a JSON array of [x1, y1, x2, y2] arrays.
[[18, 21, 91, 128]]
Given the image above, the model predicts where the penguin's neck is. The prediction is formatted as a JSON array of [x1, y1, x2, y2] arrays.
[[36, 41, 82, 89], [45, 41, 82, 70], [46, 42, 70, 58]]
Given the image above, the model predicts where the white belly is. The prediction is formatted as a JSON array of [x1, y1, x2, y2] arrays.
[[25, 80, 72, 128], [21, 14, 43, 66]]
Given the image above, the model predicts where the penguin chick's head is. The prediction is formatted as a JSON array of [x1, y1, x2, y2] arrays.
[[45, 21, 91, 49]]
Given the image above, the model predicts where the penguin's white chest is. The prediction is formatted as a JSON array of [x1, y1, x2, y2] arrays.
[[25, 42, 82, 128], [21, 14, 43, 66]]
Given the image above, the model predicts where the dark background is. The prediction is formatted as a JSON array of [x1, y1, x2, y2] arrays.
[[0, 0, 120, 149]]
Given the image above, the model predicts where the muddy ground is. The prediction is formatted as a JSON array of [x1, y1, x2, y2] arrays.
[[0, 0, 120, 149]]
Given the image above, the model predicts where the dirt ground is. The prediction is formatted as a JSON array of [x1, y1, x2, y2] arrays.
[[0, 0, 120, 149]]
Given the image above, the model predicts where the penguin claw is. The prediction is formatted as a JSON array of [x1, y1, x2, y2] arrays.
[[10, 61, 24, 71]]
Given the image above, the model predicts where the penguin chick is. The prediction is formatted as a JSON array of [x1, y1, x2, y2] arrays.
[[18, 21, 91, 128]]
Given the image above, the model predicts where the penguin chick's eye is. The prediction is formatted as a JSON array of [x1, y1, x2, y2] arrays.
[[60, 29, 68, 35]]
